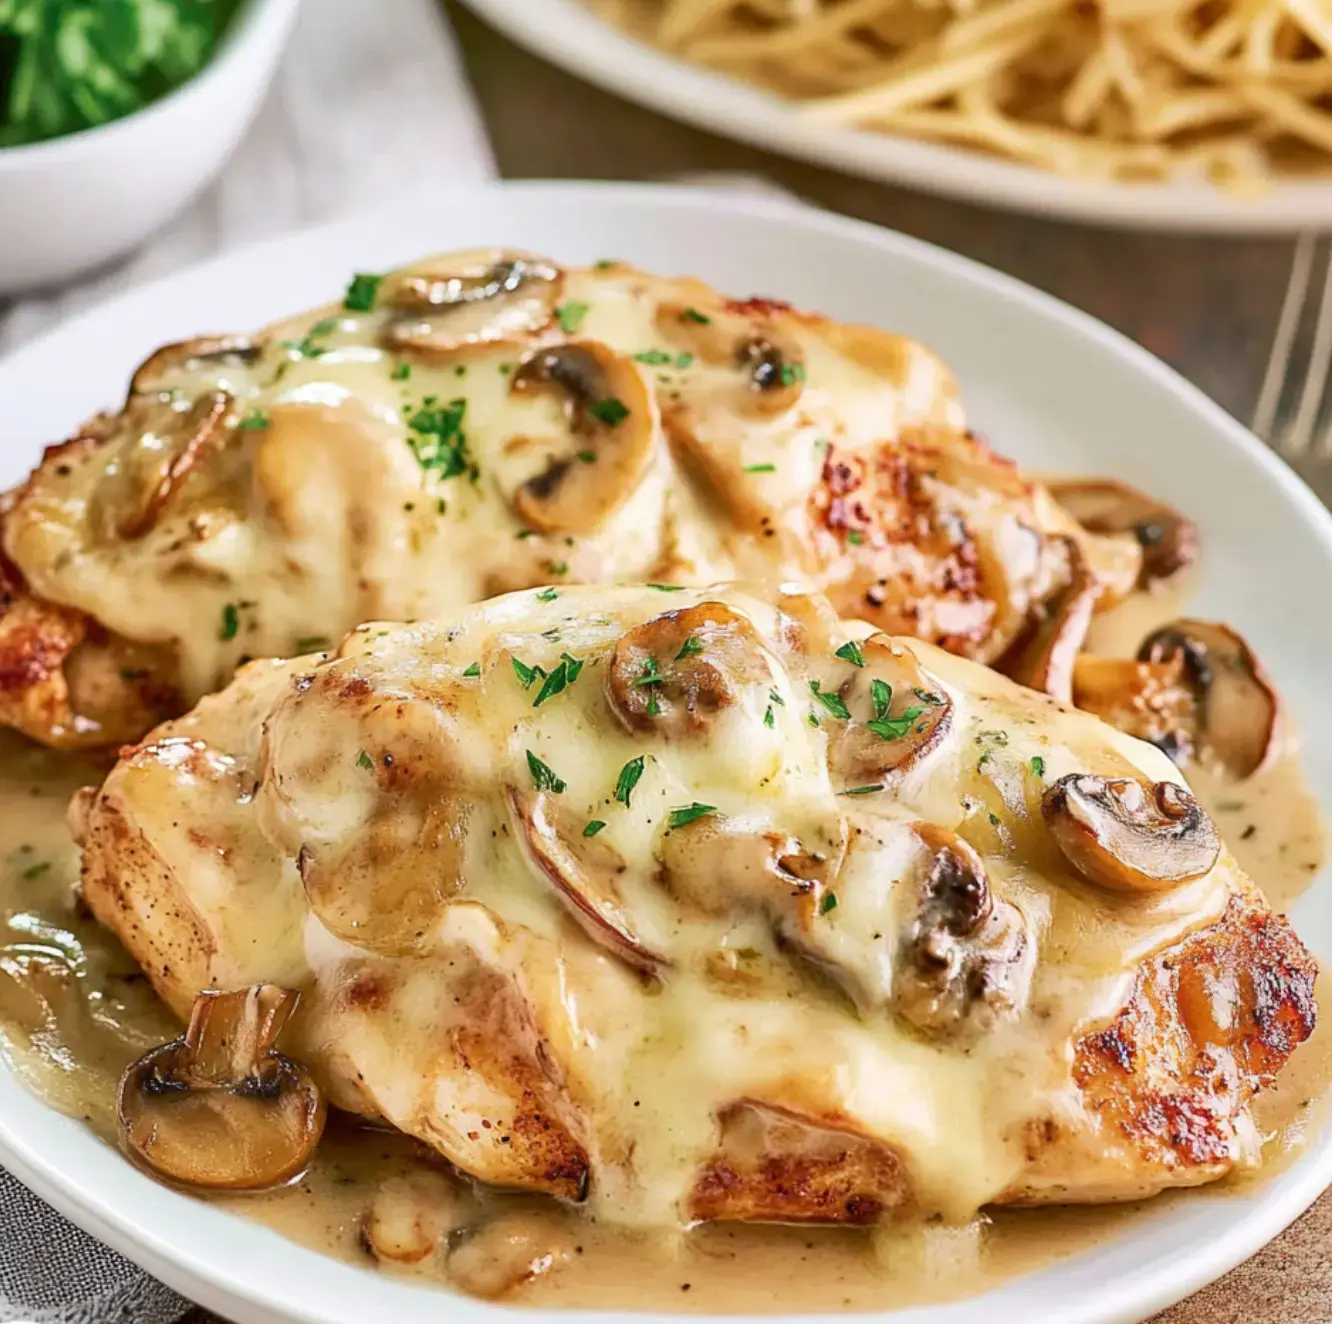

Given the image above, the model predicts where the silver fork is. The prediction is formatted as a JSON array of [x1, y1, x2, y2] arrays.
[[1253, 232, 1332, 459]]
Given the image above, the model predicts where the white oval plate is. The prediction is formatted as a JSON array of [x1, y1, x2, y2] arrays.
[[0, 182, 1328, 1324], [458, 0, 1332, 234]]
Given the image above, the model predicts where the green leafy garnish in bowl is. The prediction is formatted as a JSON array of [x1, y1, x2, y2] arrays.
[[0, 0, 244, 149]]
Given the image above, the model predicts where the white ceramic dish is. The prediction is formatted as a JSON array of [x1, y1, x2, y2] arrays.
[[0, 182, 1329, 1324], [459, 0, 1332, 234], [0, 0, 299, 295]]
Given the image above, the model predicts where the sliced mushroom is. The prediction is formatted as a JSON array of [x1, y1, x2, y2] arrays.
[[1072, 620, 1278, 779], [1047, 479, 1198, 586], [1001, 536, 1097, 703], [654, 300, 806, 417], [893, 824, 1029, 1037], [387, 250, 561, 353], [605, 602, 774, 737], [363, 1169, 463, 1265], [1042, 773, 1221, 894], [91, 391, 235, 540], [509, 341, 657, 533], [117, 985, 324, 1192], [130, 335, 262, 397], [296, 795, 472, 955], [658, 814, 844, 920], [826, 635, 952, 789], [507, 787, 663, 972], [1138, 621, 1278, 779], [688, 1101, 910, 1225], [446, 1210, 572, 1300]]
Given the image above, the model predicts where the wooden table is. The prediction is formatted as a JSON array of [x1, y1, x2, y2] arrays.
[[191, 6, 1332, 1320]]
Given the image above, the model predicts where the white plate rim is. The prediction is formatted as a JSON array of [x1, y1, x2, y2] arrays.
[[457, 0, 1332, 234], [0, 180, 1327, 1324]]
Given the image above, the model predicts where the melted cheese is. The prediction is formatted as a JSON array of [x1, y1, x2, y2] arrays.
[[83, 582, 1263, 1233]]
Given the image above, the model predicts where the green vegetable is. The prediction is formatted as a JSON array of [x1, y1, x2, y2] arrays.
[[819, 892, 838, 915], [526, 750, 566, 794], [809, 680, 850, 721], [556, 301, 589, 333], [343, 272, 383, 313], [834, 640, 865, 668], [667, 803, 715, 830], [0, 0, 243, 149], [218, 602, 239, 641], [614, 756, 645, 807], [583, 820, 607, 838], [356, 750, 374, 772], [589, 396, 629, 426], [675, 636, 703, 660]]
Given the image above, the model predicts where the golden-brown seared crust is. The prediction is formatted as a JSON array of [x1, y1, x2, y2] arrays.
[[1072, 899, 1316, 1171], [688, 1102, 911, 1225], [0, 549, 179, 750], [809, 427, 1051, 664]]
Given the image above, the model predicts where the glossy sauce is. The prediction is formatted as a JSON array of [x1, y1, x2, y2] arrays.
[[0, 577, 1324, 1311]]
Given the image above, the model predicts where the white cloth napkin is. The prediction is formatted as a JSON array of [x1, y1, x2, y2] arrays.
[[0, 1, 491, 1320]]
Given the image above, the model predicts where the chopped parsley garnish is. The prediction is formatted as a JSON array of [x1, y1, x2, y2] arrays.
[[512, 657, 540, 690], [840, 783, 886, 797], [779, 362, 806, 387], [589, 396, 629, 426], [648, 583, 686, 592], [21, 861, 50, 881], [676, 636, 703, 661], [536, 587, 559, 602], [809, 681, 850, 721], [870, 679, 893, 721], [282, 320, 335, 359], [914, 688, 945, 706], [819, 892, 838, 915], [989, 812, 1002, 827], [869, 707, 925, 741], [527, 750, 566, 793], [576, 449, 596, 463], [594, 259, 616, 270], [834, 640, 865, 668], [668, 803, 716, 830], [979, 730, 1010, 745], [614, 756, 646, 807], [463, 662, 481, 678], [743, 463, 776, 473], [1030, 755, 1046, 778], [634, 349, 673, 366], [550, 561, 569, 575], [533, 654, 584, 708], [680, 308, 710, 324], [391, 362, 412, 381], [634, 658, 664, 688], [295, 636, 330, 652], [763, 705, 775, 727], [219, 603, 240, 641], [769, 688, 786, 707], [675, 352, 694, 370], [238, 409, 269, 431], [847, 530, 864, 546], [516, 530, 537, 539], [343, 272, 383, 312], [556, 301, 590, 334], [356, 750, 375, 771], [646, 693, 662, 717], [584, 820, 607, 837], [406, 398, 471, 479]]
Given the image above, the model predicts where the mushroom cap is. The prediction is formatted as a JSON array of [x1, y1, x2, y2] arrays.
[[1042, 774, 1221, 895], [386, 250, 562, 355], [826, 634, 953, 789], [1138, 620, 1279, 779], [117, 985, 325, 1192], [509, 341, 658, 535], [129, 335, 262, 397], [1000, 536, 1097, 704], [507, 786, 664, 972], [605, 601, 774, 737], [1047, 478, 1198, 586], [91, 391, 235, 541]]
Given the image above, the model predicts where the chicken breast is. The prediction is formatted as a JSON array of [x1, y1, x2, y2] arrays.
[[1, 250, 1132, 748], [74, 581, 1316, 1228]]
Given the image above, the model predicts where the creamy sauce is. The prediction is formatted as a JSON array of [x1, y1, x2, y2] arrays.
[[0, 578, 1324, 1311]]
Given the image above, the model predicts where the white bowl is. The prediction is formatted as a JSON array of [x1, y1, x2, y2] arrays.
[[1, 182, 1330, 1324], [0, 0, 299, 295]]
